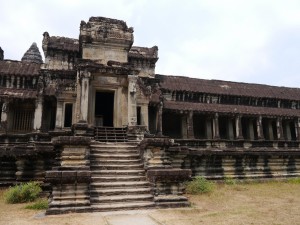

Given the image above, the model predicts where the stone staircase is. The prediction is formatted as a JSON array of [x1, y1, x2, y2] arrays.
[[94, 127, 127, 142], [89, 142, 155, 211]]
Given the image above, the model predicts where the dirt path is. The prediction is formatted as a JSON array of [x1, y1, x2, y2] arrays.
[[1, 181, 299, 225]]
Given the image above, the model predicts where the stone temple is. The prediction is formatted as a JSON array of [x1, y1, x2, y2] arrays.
[[0, 16, 299, 214]]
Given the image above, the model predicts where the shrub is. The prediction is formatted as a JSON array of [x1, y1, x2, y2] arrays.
[[185, 176, 215, 194], [4, 182, 42, 204], [224, 176, 237, 185], [25, 198, 48, 210]]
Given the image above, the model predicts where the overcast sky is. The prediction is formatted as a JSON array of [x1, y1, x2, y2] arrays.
[[1, 0, 300, 87]]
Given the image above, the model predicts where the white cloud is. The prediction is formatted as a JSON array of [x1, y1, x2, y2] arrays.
[[1, 0, 300, 87]]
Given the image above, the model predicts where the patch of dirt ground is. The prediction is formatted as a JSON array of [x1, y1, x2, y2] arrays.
[[0, 181, 300, 225]]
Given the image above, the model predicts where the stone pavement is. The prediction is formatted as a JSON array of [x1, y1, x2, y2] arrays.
[[100, 209, 162, 225], [104, 213, 160, 225], [35, 209, 163, 225]]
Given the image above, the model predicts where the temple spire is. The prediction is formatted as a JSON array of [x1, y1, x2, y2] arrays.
[[21, 42, 43, 64]]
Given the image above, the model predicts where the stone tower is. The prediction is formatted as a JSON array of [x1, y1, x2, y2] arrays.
[[79, 17, 134, 64], [0, 47, 3, 60], [21, 42, 43, 64]]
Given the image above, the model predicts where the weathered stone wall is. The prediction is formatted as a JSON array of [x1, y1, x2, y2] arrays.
[[46, 135, 91, 214], [185, 150, 300, 180], [140, 138, 191, 207], [0, 133, 56, 185]]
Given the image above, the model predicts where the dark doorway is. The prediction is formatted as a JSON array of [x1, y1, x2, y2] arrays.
[[64, 103, 73, 127], [162, 112, 182, 138], [148, 106, 157, 134], [95, 91, 114, 127]]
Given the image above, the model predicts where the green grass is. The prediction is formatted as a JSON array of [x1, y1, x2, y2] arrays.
[[224, 176, 238, 185], [4, 182, 42, 204], [286, 177, 300, 184], [25, 198, 48, 210], [185, 176, 215, 194]]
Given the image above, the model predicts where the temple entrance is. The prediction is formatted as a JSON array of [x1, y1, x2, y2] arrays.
[[95, 91, 114, 127]]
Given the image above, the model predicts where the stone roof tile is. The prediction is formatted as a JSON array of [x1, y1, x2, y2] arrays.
[[157, 75, 300, 101], [164, 101, 300, 117], [0, 88, 37, 99], [0, 60, 40, 76]]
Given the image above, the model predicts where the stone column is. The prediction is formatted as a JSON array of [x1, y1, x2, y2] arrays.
[[141, 104, 149, 127], [227, 118, 234, 140], [80, 71, 90, 122], [1, 100, 9, 132], [248, 119, 255, 140], [1, 100, 8, 123], [284, 121, 292, 140], [206, 117, 213, 139], [213, 113, 220, 139], [33, 96, 43, 131], [256, 116, 264, 140], [55, 100, 63, 129], [156, 101, 163, 136], [295, 118, 300, 141], [181, 114, 188, 139], [187, 111, 194, 139], [235, 115, 243, 139], [268, 120, 274, 140], [276, 117, 284, 140], [128, 75, 138, 126]]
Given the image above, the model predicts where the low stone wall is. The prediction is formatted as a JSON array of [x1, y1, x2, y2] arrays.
[[0, 133, 55, 186], [46, 135, 92, 214], [140, 138, 191, 207], [185, 148, 300, 180]]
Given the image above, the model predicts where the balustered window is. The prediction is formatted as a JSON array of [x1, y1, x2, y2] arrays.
[[10, 102, 34, 132]]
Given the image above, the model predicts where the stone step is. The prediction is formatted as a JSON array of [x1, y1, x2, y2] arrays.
[[92, 169, 145, 176], [52, 195, 89, 201], [90, 153, 140, 159], [91, 181, 150, 188], [90, 143, 138, 148], [49, 199, 90, 207], [91, 201, 155, 212], [94, 139, 128, 143], [90, 187, 151, 196], [90, 159, 141, 165], [91, 194, 153, 203], [46, 206, 91, 215], [90, 149, 139, 154], [91, 164, 144, 170], [91, 175, 146, 182]]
